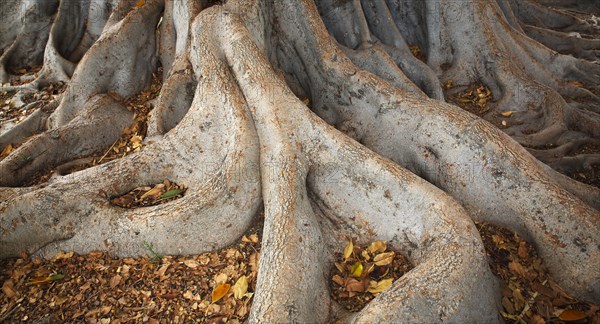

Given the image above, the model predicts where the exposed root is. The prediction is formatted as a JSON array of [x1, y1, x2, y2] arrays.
[[268, 0, 600, 303], [214, 8, 501, 321], [523, 25, 600, 61], [0, 94, 133, 187]]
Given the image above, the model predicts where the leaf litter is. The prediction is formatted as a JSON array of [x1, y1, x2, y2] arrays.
[[110, 179, 186, 208], [330, 239, 413, 312], [0, 213, 264, 323], [446, 84, 494, 117], [476, 222, 600, 323], [15, 66, 163, 186]]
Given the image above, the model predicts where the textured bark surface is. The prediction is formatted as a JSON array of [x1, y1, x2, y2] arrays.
[[1, 0, 599, 321]]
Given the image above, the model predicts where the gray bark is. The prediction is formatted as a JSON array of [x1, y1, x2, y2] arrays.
[[1, 0, 599, 321]]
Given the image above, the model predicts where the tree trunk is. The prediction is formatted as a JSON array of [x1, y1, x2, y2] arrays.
[[1, 0, 599, 321]]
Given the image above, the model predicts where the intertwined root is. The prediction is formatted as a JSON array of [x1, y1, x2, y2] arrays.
[[1, 0, 599, 321]]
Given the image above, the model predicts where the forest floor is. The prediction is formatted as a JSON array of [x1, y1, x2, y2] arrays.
[[1, 213, 599, 323]]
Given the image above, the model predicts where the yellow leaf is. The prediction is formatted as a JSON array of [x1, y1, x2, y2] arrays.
[[501, 111, 513, 117], [367, 278, 393, 294], [367, 241, 387, 254], [134, 0, 145, 7], [343, 240, 353, 260], [211, 283, 230, 303], [1, 144, 13, 158], [232, 276, 248, 299], [559, 309, 586, 321], [373, 252, 395, 266], [350, 261, 363, 277]]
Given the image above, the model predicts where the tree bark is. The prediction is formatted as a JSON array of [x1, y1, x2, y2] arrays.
[[1, 0, 599, 321]]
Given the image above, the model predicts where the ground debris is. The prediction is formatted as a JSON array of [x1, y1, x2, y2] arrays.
[[476, 222, 600, 324], [0, 221, 263, 323], [329, 239, 413, 312], [447, 84, 493, 117], [110, 179, 186, 208]]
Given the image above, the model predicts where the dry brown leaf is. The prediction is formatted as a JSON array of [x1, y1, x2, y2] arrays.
[[345, 278, 366, 293], [517, 241, 528, 259], [508, 261, 527, 277], [140, 184, 164, 200], [559, 309, 586, 321], [332, 274, 345, 286], [184, 259, 199, 269], [109, 274, 122, 289], [249, 253, 259, 273], [373, 252, 395, 266], [212, 283, 231, 303], [2, 279, 16, 298], [248, 234, 259, 243], [215, 273, 228, 284]]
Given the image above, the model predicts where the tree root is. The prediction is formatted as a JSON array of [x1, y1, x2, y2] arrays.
[[0, 94, 133, 187], [523, 25, 600, 61], [213, 8, 501, 321], [267, 0, 600, 303], [1, 0, 599, 320]]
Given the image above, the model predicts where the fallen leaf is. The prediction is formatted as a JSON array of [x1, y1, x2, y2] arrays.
[[517, 241, 528, 259], [51, 250, 74, 261], [332, 274, 345, 286], [184, 259, 199, 269], [140, 184, 164, 200], [373, 252, 395, 266], [134, 0, 145, 7], [2, 279, 16, 298], [232, 275, 248, 299], [214, 273, 228, 284], [559, 309, 586, 321], [501, 111, 513, 117], [367, 241, 387, 254], [343, 241, 353, 260], [350, 261, 363, 277], [109, 274, 122, 288], [508, 261, 527, 277], [28, 273, 64, 285], [160, 188, 183, 200], [1, 144, 13, 158], [345, 278, 367, 293], [367, 278, 393, 294], [212, 283, 231, 303]]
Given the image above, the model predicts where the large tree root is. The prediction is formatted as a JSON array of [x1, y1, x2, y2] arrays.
[[1, 0, 599, 321], [0, 94, 132, 187], [263, 0, 600, 303]]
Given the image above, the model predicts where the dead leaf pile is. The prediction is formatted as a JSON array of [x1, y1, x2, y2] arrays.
[[110, 179, 186, 208], [330, 240, 413, 312], [1, 82, 64, 129], [447, 84, 493, 116], [19, 67, 163, 186], [0, 222, 263, 323], [68, 66, 163, 172], [476, 222, 600, 323]]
